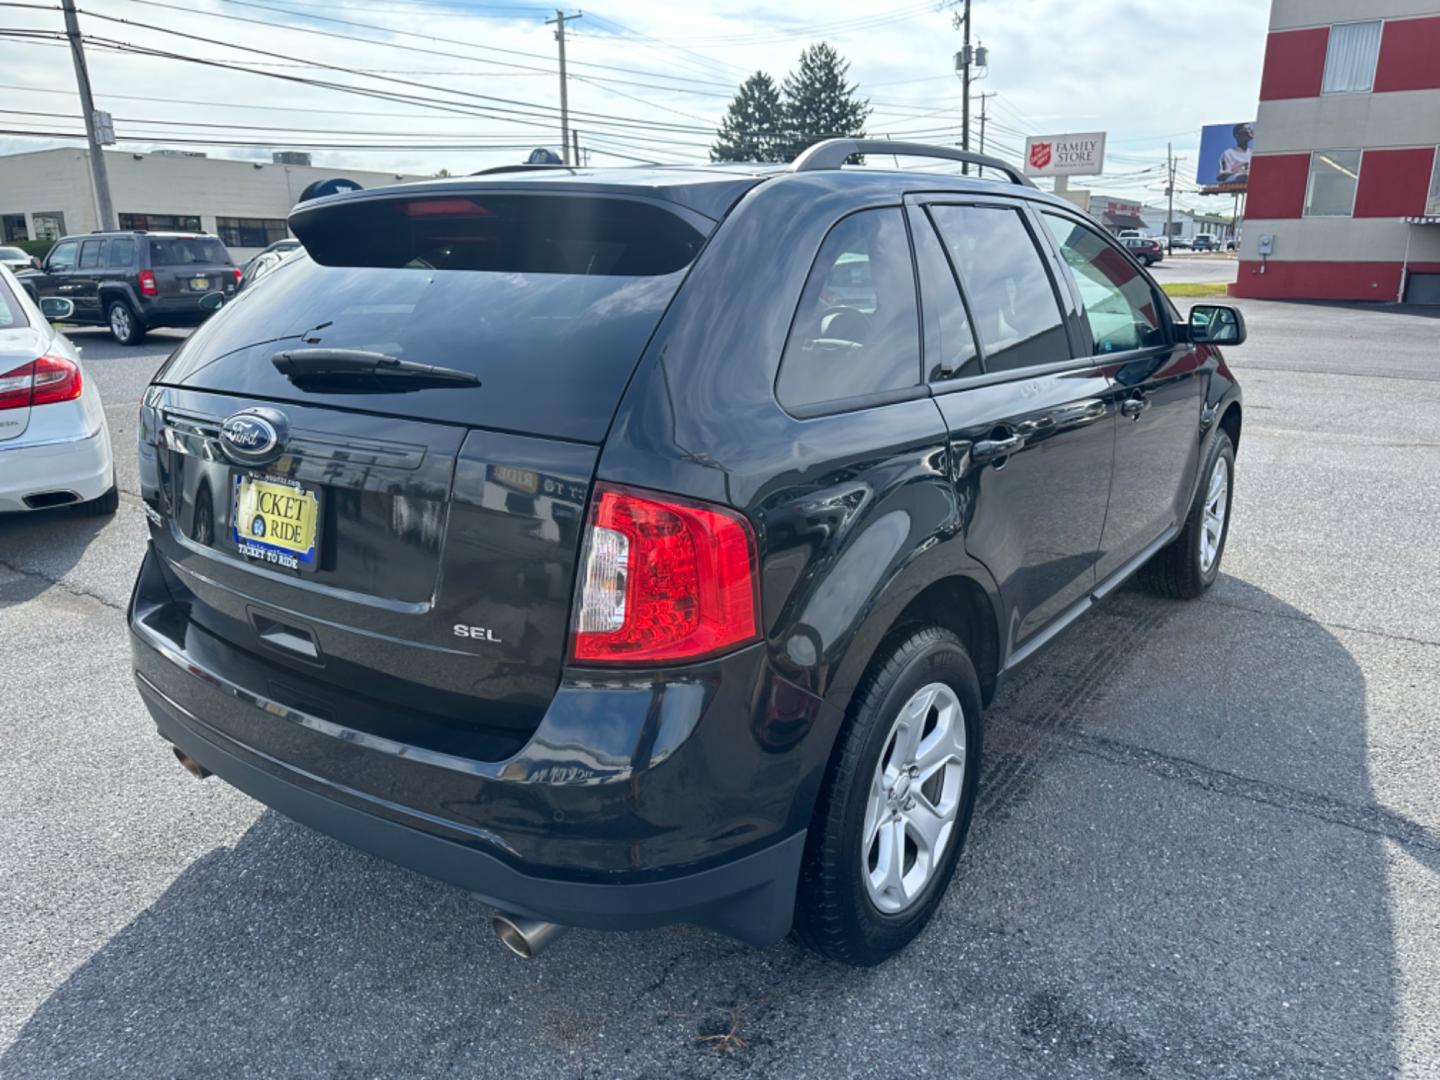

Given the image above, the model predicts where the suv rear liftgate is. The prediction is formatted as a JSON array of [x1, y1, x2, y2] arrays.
[[130, 183, 808, 944]]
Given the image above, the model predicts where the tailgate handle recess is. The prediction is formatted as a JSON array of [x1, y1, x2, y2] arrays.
[[250, 611, 321, 661]]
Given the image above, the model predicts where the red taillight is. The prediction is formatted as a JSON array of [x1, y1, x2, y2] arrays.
[[138, 269, 158, 296], [570, 484, 760, 665], [0, 355, 82, 411], [232, 267, 243, 283]]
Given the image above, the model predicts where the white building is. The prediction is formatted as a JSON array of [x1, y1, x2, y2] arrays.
[[0, 148, 425, 259]]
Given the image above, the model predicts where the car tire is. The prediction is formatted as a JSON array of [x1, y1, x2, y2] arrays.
[[793, 626, 983, 966], [107, 299, 145, 346], [1140, 431, 1235, 600], [76, 472, 120, 517]]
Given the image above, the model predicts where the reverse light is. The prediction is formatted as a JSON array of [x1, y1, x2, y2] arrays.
[[0, 355, 82, 411], [138, 269, 158, 296], [571, 484, 760, 665]]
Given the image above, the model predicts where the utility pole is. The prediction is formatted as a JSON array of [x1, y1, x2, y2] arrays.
[[547, 10, 582, 165], [959, 0, 972, 170], [572, 129, 581, 168], [976, 91, 996, 154], [61, 0, 114, 230], [1165, 142, 1176, 253]]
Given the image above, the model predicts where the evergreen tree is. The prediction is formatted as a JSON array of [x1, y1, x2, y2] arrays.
[[779, 43, 869, 162], [711, 71, 786, 162]]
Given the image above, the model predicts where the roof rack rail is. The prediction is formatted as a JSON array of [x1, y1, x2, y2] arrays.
[[791, 139, 1036, 188]]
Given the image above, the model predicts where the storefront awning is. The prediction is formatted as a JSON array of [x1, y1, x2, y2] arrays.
[[1102, 213, 1147, 230]]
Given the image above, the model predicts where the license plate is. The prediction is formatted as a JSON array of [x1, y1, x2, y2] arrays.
[[190, 276, 210, 290], [230, 474, 320, 572]]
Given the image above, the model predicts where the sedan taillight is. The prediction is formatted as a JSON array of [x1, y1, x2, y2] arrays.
[[570, 484, 760, 665], [0, 355, 83, 411]]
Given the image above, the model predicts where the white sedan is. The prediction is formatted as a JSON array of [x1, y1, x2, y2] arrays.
[[0, 265, 117, 515]]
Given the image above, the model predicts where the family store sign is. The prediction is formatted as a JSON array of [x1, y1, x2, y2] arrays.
[[1023, 132, 1107, 177]]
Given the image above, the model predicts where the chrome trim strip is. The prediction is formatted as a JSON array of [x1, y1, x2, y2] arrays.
[[0, 425, 102, 452]]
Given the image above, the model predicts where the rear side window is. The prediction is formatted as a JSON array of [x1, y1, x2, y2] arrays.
[[148, 237, 231, 266], [294, 194, 702, 276], [79, 239, 105, 269], [108, 237, 135, 268], [0, 278, 26, 329], [1042, 214, 1164, 355], [910, 211, 980, 381], [777, 207, 921, 410], [927, 205, 1069, 373]]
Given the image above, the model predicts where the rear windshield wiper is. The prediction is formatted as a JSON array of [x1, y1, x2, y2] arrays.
[[271, 348, 480, 391]]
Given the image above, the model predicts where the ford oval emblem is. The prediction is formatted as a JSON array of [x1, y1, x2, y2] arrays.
[[219, 408, 287, 465]]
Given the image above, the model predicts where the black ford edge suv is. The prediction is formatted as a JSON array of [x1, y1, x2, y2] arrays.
[[130, 141, 1244, 966]]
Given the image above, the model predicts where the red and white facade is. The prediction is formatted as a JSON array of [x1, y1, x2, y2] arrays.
[[1234, 0, 1440, 303]]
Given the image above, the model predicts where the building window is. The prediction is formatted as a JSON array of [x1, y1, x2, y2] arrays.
[[118, 212, 202, 232], [32, 212, 66, 241], [1, 214, 26, 242], [1428, 148, 1440, 217], [1304, 150, 1362, 217], [1321, 21, 1382, 93], [215, 217, 288, 249]]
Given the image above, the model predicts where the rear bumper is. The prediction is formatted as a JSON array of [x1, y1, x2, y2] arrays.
[[138, 671, 804, 944], [129, 546, 830, 945], [0, 426, 112, 512]]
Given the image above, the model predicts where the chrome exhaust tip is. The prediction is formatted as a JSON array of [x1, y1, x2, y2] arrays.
[[492, 912, 568, 959], [172, 746, 213, 780]]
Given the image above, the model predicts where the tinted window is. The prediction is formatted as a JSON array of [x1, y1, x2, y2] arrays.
[[777, 207, 921, 409], [108, 237, 135, 268], [927, 205, 1068, 373], [911, 212, 979, 380], [47, 241, 78, 272], [1042, 214, 1164, 355], [217, 217, 288, 249], [79, 239, 105, 269], [119, 213, 202, 232], [295, 195, 702, 276], [148, 237, 231, 266]]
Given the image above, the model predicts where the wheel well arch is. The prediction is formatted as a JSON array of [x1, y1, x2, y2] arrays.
[[1219, 401, 1242, 452], [877, 575, 1001, 707]]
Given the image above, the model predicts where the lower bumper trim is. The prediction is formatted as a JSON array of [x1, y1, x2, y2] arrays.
[[136, 672, 804, 947]]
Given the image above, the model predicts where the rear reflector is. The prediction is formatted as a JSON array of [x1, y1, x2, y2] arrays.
[[0, 355, 82, 411], [571, 484, 760, 665]]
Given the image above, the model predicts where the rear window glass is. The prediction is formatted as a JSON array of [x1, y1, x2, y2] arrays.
[[294, 194, 704, 276], [0, 279, 26, 329], [148, 237, 231, 266]]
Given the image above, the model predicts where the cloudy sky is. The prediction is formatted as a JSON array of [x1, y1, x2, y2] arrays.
[[0, 0, 1269, 212]]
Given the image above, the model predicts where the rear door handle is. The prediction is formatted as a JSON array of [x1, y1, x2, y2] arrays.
[[971, 433, 1025, 463]]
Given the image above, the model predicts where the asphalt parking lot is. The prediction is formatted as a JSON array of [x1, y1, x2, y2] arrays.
[[2, 302, 1438, 1079]]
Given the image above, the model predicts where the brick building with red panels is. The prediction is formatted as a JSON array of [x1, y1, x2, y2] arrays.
[[1235, 1, 1440, 304]]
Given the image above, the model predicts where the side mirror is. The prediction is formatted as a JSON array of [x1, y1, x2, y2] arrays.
[[199, 291, 226, 312], [39, 296, 74, 321], [1189, 304, 1246, 346]]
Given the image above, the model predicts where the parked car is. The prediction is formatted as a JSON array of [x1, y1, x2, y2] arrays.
[[17, 230, 238, 345], [0, 267, 117, 515], [1192, 233, 1218, 252], [0, 245, 34, 274], [1168, 236, 1193, 251], [1116, 228, 1145, 240], [239, 237, 302, 290], [1121, 235, 1164, 266], [129, 140, 1245, 966]]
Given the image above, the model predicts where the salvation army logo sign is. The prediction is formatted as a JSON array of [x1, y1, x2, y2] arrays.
[[1023, 132, 1106, 177]]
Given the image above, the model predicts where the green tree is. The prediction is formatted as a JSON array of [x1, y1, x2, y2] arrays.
[[779, 43, 869, 161], [711, 71, 786, 162]]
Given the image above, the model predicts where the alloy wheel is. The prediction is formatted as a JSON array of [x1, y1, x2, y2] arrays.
[[110, 305, 131, 341], [1200, 454, 1229, 573], [862, 681, 967, 915]]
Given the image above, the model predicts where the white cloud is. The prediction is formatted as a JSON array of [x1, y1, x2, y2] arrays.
[[0, 0, 1269, 210]]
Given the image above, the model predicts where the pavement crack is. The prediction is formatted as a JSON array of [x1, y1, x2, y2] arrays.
[[1200, 594, 1440, 649], [0, 558, 126, 613], [1046, 726, 1440, 854]]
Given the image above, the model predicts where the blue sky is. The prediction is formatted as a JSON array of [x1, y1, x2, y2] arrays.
[[0, 0, 1271, 212]]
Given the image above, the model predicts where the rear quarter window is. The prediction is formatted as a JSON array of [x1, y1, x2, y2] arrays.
[[776, 207, 922, 411]]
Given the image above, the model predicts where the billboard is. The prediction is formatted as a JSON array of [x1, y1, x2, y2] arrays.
[[1024, 132, 1106, 177], [1197, 122, 1255, 193]]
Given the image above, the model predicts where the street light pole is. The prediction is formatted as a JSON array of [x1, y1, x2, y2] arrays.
[[61, 0, 114, 231]]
